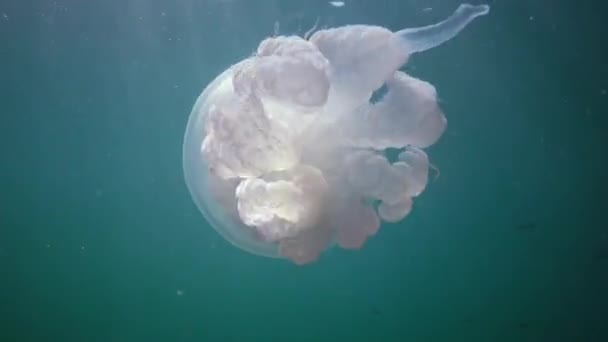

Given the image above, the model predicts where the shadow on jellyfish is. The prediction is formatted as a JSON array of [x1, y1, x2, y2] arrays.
[[183, 3, 490, 265]]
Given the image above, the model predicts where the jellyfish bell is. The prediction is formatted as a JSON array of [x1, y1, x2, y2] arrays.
[[183, 3, 490, 264]]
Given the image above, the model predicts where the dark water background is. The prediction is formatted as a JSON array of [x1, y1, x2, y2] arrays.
[[2, 0, 607, 341]]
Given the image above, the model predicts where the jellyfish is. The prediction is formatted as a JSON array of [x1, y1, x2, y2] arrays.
[[183, 4, 490, 264]]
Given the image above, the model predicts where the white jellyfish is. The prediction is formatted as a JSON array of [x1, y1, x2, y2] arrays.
[[183, 4, 490, 264]]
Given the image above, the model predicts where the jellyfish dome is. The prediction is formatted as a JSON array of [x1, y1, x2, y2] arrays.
[[183, 4, 490, 264]]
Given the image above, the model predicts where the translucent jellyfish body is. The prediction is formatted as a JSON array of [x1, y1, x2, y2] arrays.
[[183, 4, 490, 264]]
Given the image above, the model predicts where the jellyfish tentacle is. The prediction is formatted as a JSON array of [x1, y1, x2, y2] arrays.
[[397, 4, 490, 54], [304, 16, 320, 40]]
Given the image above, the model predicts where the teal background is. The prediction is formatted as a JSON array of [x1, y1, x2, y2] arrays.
[[2, 0, 607, 341]]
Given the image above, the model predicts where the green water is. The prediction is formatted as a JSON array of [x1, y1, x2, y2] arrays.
[[2, 0, 607, 341]]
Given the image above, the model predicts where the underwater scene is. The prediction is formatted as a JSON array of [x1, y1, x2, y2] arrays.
[[2, 0, 607, 341]]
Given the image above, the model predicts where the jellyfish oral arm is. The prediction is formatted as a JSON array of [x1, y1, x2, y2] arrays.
[[397, 4, 490, 54]]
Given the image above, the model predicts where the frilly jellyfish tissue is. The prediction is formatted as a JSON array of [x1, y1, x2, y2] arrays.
[[183, 4, 490, 265]]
